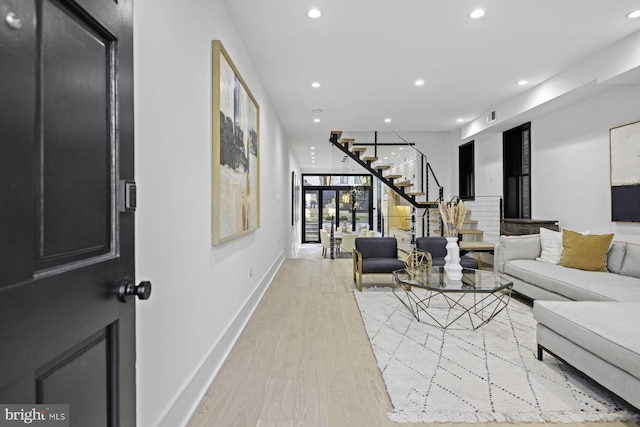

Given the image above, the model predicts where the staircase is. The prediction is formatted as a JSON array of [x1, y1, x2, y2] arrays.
[[329, 131, 497, 261], [329, 131, 443, 207], [329, 130, 443, 240]]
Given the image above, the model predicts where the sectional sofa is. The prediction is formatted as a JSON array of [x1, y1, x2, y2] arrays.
[[494, 231, 640, 410]]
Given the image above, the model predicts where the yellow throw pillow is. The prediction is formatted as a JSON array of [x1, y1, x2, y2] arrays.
[[559, 228, 613, 272]]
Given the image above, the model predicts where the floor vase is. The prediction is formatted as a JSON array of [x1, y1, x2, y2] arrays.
[[444, 236, 463, 280]]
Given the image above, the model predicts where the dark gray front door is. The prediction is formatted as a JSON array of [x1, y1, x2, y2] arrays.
[[0, 0, 139, 425]]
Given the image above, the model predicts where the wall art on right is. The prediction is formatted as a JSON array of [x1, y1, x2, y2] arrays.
[[610, 120, 640, 222]]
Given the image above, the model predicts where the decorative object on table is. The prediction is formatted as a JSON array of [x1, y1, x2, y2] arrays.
[[415, 237, 478, 269], [353, 290, 640, 424], [610, 120, 640, 222], [444, 237, 463, 279], [403, 249, 431, 277], [438, 199, 467, 279], [211, 40, 260, 245]]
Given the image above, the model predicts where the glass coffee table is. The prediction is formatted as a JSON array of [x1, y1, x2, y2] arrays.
[[392, 267, 513, 330]]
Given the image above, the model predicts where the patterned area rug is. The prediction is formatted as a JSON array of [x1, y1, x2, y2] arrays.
[[354, 288, 640, 423]]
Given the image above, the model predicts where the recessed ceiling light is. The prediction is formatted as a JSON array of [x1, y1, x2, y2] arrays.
[[307, 8, 321, 19], [311, 82, 321, 88], [518, 80, 529, 86], [457, 118, 464, 123], [628, 10, 640, 18], [414, 79, 425, 87], [313, 118, 320, 123], [310, 146, 315, 150], [384, 118, 391, 123], [470, 8, 485, 19]]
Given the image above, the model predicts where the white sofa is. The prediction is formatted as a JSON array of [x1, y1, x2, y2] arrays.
[[494, 234, 640, 410], [495, 234, 640, 301]]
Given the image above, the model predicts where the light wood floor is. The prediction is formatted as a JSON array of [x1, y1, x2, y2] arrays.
[[188, 244, 640, 427]]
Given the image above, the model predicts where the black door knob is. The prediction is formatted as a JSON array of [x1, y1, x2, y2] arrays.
[[118, 279, 152, 302]]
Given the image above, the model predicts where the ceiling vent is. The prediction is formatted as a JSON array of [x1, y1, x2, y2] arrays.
[[487, 110, 496, 123]]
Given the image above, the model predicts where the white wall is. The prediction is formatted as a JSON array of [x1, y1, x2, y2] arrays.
[[457, 85, 640, 244], [134, 0, 295, 425], [396, 131, 453, 199]]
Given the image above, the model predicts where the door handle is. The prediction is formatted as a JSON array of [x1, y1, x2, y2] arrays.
[[118, 279, 152, 302], [5, 12, 23, 30]]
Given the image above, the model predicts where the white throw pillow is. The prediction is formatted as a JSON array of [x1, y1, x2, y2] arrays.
[[536, 227, 590, 264], [537, 228, 562, 264]]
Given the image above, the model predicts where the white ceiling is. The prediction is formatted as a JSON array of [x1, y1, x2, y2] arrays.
[[222, 0, 640, 172]]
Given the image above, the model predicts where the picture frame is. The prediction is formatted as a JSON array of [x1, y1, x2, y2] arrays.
[[610, 120, 640, 222], [291, 171, 296, 225], [291, 171, 300, 225], [212, 40, 260, 245]]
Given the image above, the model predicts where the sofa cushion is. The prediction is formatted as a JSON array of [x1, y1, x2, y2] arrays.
[[361, 257, 406, 274], [537, 227, 563, 264], [621, 243, 640, 279], [537, 228, 591, 264], [499, 234, 541, 262], [504, 259, 640, 301], [558, 229, 613, 272], [607, 241, 627, 274], [533, 301, 640, 380]]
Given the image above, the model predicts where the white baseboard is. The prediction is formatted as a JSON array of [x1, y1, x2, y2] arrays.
[[154, 252, 285, 427]]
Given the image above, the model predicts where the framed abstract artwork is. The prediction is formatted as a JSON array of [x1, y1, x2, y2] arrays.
[[291, 171, 300, 225], [610, 120, 640, 222], [212, 40, 260, 245]]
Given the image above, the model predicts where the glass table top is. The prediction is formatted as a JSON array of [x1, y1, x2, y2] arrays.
[[392, 267, 512, 293]]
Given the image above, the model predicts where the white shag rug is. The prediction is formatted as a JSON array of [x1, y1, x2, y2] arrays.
[[354, 288, 640, 423]]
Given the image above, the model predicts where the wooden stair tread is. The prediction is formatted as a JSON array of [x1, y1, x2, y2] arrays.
[[459, 229, 484, 235], [362, 156, 378, 162], [340, 138, 355, 145], [373, 165, 390, 171], [384, 174, 402, 179], [351, 146, 367, 153], [406, 191, 425, 196], [331, 130, 343, 139], [459, 241, 495, 252], [395, 180, 412, 187]]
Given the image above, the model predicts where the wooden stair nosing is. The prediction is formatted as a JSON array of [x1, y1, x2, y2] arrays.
[[417, 201, 439, 207], [459, 241, 495, 251], [373, 165, 391, 171], [384, 174, 402, 180], [395, 181, 412, 187], [459, 229, 484, 235], [361, 156, 378, 163], [351, 146, 367, 153], [405, 191, 425, 196]]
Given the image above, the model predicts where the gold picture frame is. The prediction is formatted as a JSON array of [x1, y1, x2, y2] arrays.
[[212, 40, 260, 245]]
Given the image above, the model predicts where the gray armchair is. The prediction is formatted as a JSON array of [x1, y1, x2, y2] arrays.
[[415, 237, 478, 269], [353, 237, 406, 291]]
